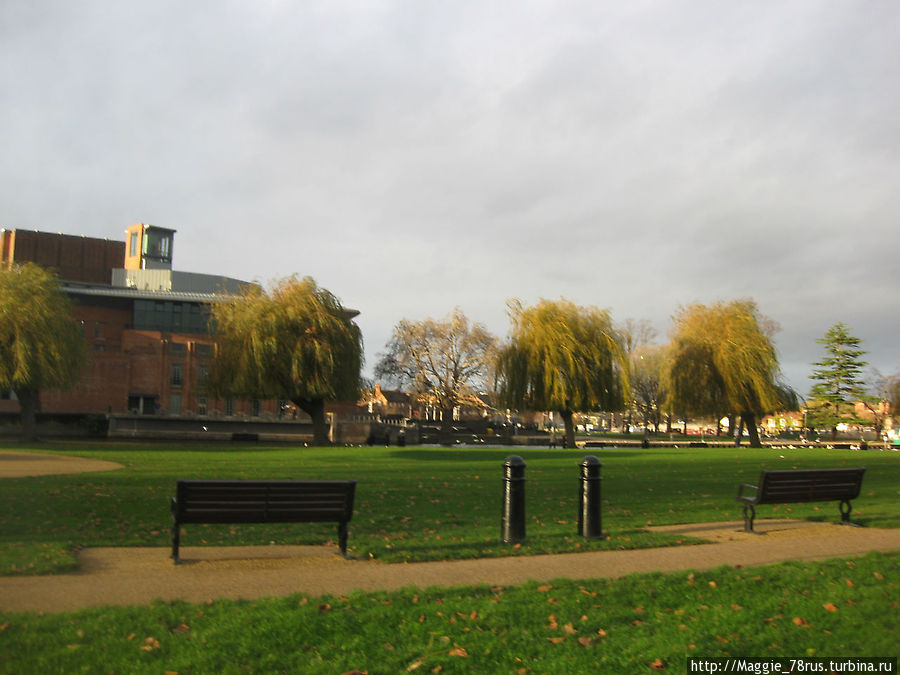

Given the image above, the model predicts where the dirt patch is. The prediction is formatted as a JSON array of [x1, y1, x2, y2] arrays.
[[0, 451, 123, 478]]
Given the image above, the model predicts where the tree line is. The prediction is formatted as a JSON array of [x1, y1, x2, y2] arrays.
[[2, 264, 897, 445]]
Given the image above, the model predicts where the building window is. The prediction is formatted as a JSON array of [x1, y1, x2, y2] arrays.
[[197, 396, 208, 416], [169, 393, 182, 415], [251, 399, 261, 417], [170, 342, 186, 356], [93, 322, 101, 339], [225, 398, 235, 416], [129, 231, 138, 257], [197, 365, 208, 388], [171, 363, 183, 387]]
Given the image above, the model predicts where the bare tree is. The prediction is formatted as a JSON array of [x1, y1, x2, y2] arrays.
[[375, 308, 497, 445]]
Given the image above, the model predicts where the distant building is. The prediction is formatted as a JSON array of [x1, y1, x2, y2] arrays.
[[0, 225, 282, 422], [366, 383, 412, 419]]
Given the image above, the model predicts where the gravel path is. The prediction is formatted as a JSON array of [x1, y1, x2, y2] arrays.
[[3, 520, 899, 614], [2, 451, 898, 615]]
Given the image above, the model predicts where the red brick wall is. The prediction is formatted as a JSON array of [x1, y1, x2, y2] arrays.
[[2, 230, 124, 284]]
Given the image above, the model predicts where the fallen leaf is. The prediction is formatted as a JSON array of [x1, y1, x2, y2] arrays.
[[578, 636, 594, 647], [0, 622, 9, 631], [547, 615, 558, 630], [537, 585, 553, 592], [407, 661, 424, 672], [708, 581, 717, 588], [448, 647, 469, 658], [845, 579, 854, 587], [318, 604, 332, 613], [731, 604, 742, 611], [172, 624, 190, 634], [650, 658, 666, 670], [823, 603, 838, 613], [873, 572, 884, 580], [139, 636, 160, 652], [792, 617, 810, 627], [546, 636, 567, 644], [563, 623, 578, 635], [597, 628, 608, 638], [66, 645, 80, 650]]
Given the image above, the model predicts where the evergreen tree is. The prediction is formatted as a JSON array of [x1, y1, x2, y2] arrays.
[[808, 322, 868, 441]]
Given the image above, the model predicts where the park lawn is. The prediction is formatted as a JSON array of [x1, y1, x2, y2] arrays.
[[0, 442, 900, 574], [1, 551, 897, 673], [1, 441, 899, 575]]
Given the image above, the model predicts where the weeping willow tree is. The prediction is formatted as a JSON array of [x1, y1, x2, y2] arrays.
[[666, 300, 794, 447], [209, 276, 363, 446], [0, 263, 87, 441], [496, 299, 630, 449]]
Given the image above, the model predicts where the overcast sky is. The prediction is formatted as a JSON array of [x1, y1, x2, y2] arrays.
[[3, 1, 898, 393]]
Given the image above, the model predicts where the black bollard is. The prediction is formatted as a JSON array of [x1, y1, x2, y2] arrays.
[[501, 455, 526, 543], [578, 455, 605, 539]]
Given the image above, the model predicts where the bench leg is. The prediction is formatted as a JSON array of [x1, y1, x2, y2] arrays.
[[338, 522, 348, 558], [839, 499, 858, 526], [741, 504, 756, 533], [172, 521, 181, 564]]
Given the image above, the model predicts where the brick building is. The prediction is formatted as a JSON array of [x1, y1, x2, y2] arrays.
[[1, 225, 285, 424]]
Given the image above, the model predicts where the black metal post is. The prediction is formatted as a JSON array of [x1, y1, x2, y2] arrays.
[[501, 455, 526, 543], [578, 455, 605, 539]]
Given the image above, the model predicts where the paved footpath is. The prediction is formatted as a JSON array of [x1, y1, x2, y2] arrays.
[[3, 520, 899, 614]]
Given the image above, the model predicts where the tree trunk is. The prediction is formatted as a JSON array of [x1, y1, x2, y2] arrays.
[[830, 403, 839, 442], [734, 417, 744, 446], [439, 409, 454, 446], [16, 388, 40, 442], [293, 397, 331, 446], [743, 413, 762, 448], [560, 409, 576, 449]]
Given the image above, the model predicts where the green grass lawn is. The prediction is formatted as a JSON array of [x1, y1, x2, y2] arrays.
[[2, 440, 898, 574], [1, 552, 897, 673], [1, 440, 898, 673]]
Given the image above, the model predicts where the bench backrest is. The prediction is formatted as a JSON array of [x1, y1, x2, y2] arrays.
[[756, 468, 865, 505], [173, 479, 356, 525]]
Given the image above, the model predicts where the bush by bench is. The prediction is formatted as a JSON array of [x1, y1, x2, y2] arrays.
[[170, 479, 356, 563], [735, 467, 865, 533]]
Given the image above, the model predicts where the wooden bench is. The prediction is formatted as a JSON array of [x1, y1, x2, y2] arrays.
[[735, 467, 865, 532], [171, 479, 356, 563]]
